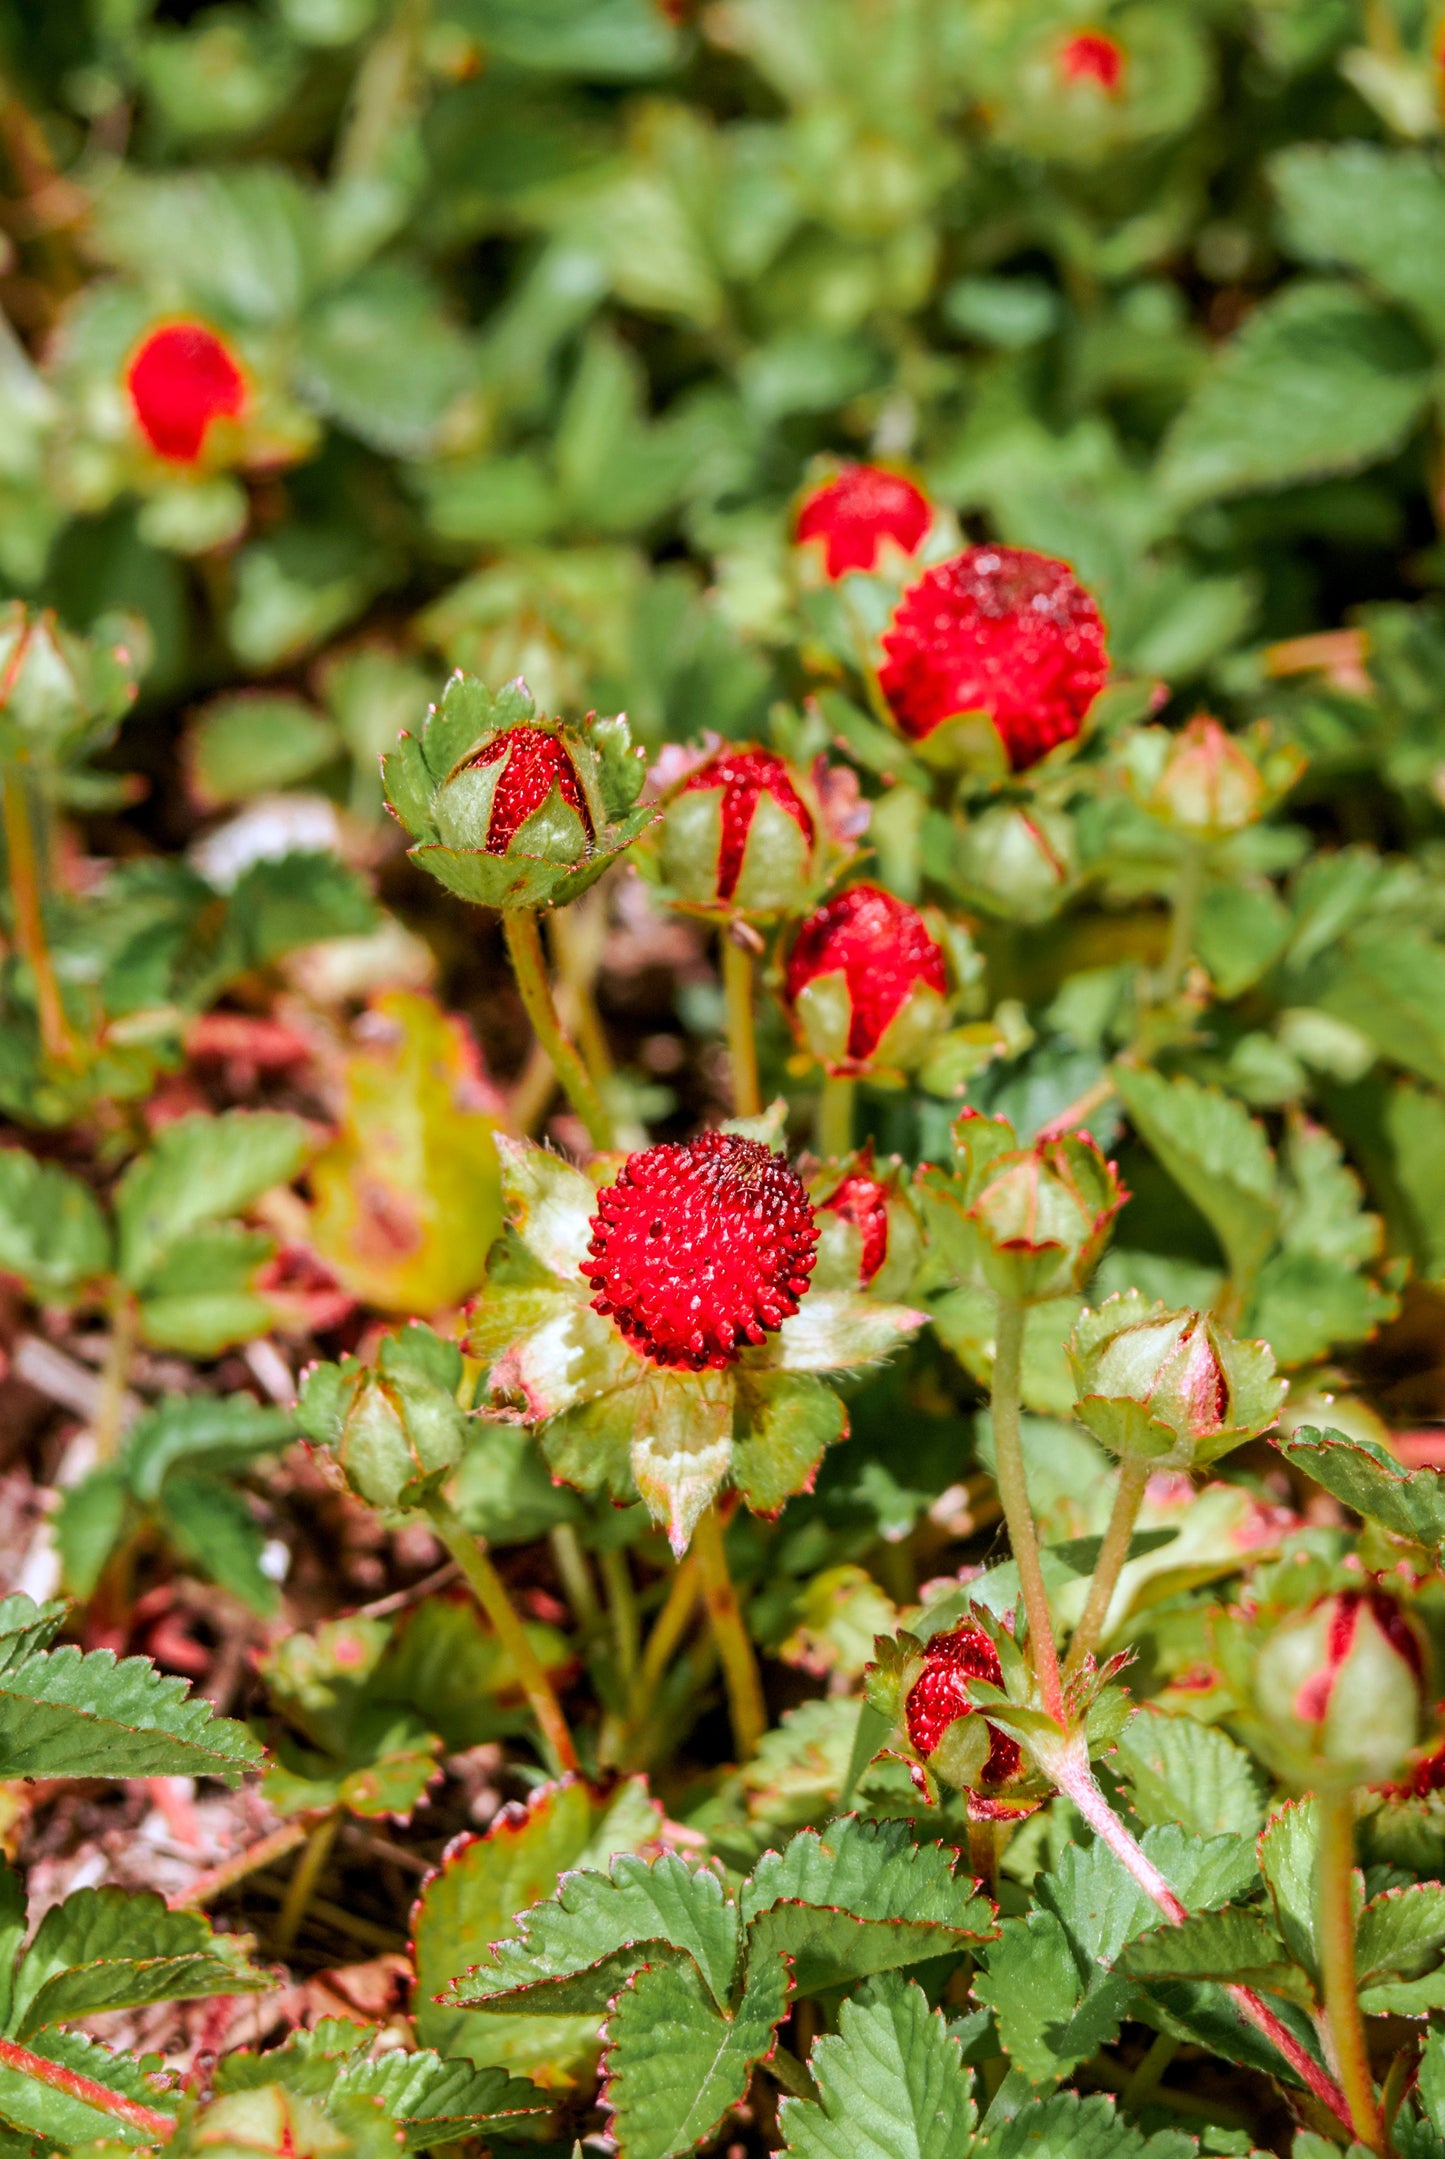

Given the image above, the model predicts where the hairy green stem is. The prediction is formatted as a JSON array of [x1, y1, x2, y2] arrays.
[[1317, 1788, 1383, 2153], [502, 909, 614, 1151], [548, 1522, 600, 1632], [1047, 1739, 1353, 2133], [721, 931, 761, 1118], [989, 1295, 1064, 1721], [2, 762, 74, 1068], [601, 1544, 640, 1688], [691, 1503, 766, 1762], [272, 1810, 339, 1959], [1063, 1456, 1150, 1683], [1157, 839, 1205, 1003], [424, 1493, 579, 1775], [817, 1072, 855, 1160], [1121, 2031, 1177, 2112], [91, 1286, 137, 1465], [611, 1552, 701, 1768]]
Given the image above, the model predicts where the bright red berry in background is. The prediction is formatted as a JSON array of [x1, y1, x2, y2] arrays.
[[879, 545, 1108, 771], [582, 1132, 818, 1370], [906, 1623, 1022, 1780], [822, 1166, 890, 1285], [1058, 30, 1126, 91], [467, 727, 593, 854], [683, 746, 814, 904], [786, 883, 947, 1068], [126, 321, 246, 463], [796, 464, 932, 580]]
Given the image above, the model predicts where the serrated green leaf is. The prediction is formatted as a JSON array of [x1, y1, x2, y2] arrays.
[[1159, 281, 1433, 507], [411, 1774, 661, 2084], [445, 1851, 739, 2014], [1277, 1425, 1445, 1551], [11, 1887, 267, 2038], [978, 2090, 1195, 2159], [732, 1371, 847, 1517], [0, 1149, 111, 1301], [1259, 1799, 1320, 1982], [1356, 1882, 1445, 1984], [1273, 142, 1445, 339], [973, 1908, 1106, 2083], [603, 1944, 791, 2159], [742, 1818, 994, 1996], [779, 1974, 975, 2159], [328, 2050, 547, 2147], [162, 1473, 279, 1614], [1115, 1907, 1297, 1993], [1116, 1709, 1269, 1838], [122, 1393, 296, 1505], [0, 1621, 263, 1783], [1113, 1065, 1279, 1300], [115, 1111, 313, 1291]]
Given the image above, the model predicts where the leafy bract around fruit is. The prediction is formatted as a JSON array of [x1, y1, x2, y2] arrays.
[[382, 672, 654, 910]]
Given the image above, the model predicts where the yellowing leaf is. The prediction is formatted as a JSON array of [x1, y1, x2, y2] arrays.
[[308, 990, 502, 1313]]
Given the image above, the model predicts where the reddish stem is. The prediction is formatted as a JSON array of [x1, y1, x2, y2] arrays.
[[1051, 1743, 1354, 2133], [0, 2036, 175, 2141]]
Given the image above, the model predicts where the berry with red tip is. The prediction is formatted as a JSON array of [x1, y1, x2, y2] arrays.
[[906, 1623, 1022, 1781], [879, 545, 1108, 770], [821, 1169, 891, 1285], [785, 883, 948, 1075], [468, 726, 593, 854], [127, 321, 246, 463], [1255, 1587, 1425, 1784], [581, 1132, 819, 1371], [1059, 30, 1125, 91], [676, 746, 815, 911], [796, 464, 932, 580]]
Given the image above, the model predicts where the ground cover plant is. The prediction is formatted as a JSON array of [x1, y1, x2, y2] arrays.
[[10, 2, 1445, 2156]]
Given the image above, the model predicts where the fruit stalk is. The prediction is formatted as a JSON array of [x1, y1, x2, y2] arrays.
[[721, 930, 761, 1118], [1062, 1456, 1150, 1682], [502, 907, 614, 1151], [1316, 1787, 1384, 2153], [691, 1502, 766, 1760], [989, 1294, 1064, 1721], [424, 1493, 579, 1775]]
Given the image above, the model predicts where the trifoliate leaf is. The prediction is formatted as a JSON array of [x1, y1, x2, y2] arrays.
[[602, 1945, 791, 2159]]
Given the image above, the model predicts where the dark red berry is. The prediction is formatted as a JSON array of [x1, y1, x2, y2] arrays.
[[905, 1623, 1022, 1781], [822, 1168, 890, 1284], [785, 884, 947, 1069], [683, 746, 814, 905], [127, 321, 246, 463], [1058, 31, 1125, 91], [465, 727, 593, 854], [796, 464, 932, 580], [581, 1132, 819, 1371], [878, 546, 1108, 771]]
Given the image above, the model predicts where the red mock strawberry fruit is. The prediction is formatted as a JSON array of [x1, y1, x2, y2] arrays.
[[796, 464, 932, 580], [581, 1132, 818, 1371], [879, 545, 1108, 770], [1058, 30, 1126, 91], [785, 883, 948, 1074], [682, 747, 814, 906], [466, 725, 593, 854], [127, 320, 246, 463], [821, 1167, 891, 1285], [906, 1623, 1022, 1781]]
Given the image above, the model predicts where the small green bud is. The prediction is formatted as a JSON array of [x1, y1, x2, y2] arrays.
[[953, 801, 1076, 924], [1067, 1291, 1285, 1468]]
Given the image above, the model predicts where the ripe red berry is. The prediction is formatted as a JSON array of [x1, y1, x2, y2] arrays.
[[467, 727, 592, 854], [905, 1623, 1022, 1780], [683, 747, 814, 905], [796, 464, 932, 580], [878, 546, 1108, 771], [821, 1168, 890, 1285], [581, 1132, 819, 1370], [126, 321, 246, 463], [1058, 30, 1126, 91], [785, 884, 947, 1070]]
